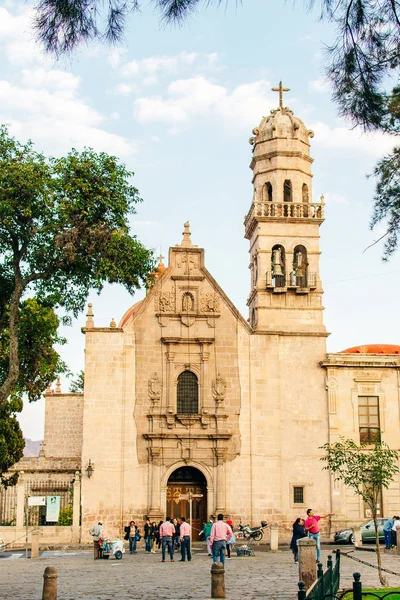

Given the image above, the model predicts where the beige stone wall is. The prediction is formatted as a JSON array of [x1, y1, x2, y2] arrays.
[[323, 353, 400, 527], [44, 393, 84, 458]]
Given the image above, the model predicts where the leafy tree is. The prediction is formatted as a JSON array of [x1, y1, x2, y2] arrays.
[[0, 124, 154, 414], [0, 396, 25, 488], [69, 371, 85, 393], [320, 437, 399, 587]]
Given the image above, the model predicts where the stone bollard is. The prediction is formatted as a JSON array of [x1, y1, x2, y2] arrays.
[[42, 566, 57, 600], [31, 530, 40, 559], [353, 526, 362, 548], [298, 537, 317, 590], [211, 562, 225, 599], [270, 524, 279, 551]]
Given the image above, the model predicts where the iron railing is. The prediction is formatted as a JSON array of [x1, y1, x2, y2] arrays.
[[298, 550, 340, 600], [266, 271, 317, 290]]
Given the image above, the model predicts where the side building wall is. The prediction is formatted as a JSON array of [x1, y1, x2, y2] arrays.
[[44, 392, 84, 458]]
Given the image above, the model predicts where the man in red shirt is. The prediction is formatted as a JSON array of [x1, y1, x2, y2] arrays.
[[159, 518, 176, 562], [210, 513, 233, 565], [304, 508, 333, 563], [179, 517, 191, 562]]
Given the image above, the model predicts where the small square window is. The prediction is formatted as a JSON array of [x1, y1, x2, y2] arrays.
[[293, 486, 304, 504]]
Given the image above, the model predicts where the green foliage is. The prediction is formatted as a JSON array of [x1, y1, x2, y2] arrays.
[[0, 125, 154, 483], [370, 148, 400, 258], [320, 437, 399, 587], [0, 298, 67, 403], [320, 437, 399, 508], [57, 505, 73, 526], [0, 396, 24, 488], [34, 0, 215, 55], [69, 371, 85, 393]]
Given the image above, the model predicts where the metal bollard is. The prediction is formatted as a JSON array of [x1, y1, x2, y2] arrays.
[[42, 566, 57, 600], [211, 562, 226, 599]]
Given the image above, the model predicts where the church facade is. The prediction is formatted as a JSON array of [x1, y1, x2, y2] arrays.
[[2, 90, 400, 545]]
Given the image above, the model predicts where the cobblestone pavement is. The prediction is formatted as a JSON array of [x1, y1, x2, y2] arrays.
[[1, 545, 400, 599]]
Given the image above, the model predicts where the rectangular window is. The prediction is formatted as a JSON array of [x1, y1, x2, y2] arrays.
[[358, 396, 380, 443], [293, 486, 304, 504]]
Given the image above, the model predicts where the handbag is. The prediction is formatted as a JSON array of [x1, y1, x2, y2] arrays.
[[135, 533, 141, 541], [124, 532, 129, 541]]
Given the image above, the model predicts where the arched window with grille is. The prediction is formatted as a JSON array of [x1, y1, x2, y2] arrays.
[[263, 182, 273, 202], [283, 179, 292, 202], [177, 371, 199, 414]]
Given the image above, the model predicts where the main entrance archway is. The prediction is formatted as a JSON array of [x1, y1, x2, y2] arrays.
[[166, 467, 207, 540]]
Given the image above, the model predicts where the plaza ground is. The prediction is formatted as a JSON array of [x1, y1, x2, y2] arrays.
[[1, 545, 400, 599]]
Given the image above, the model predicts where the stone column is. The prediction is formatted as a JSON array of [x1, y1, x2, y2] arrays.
[[211, 562, 225, 599], [298, 537, 317, 589], [148, 448, 162, 518], [270, 524, 279, 551], [16, 471, 25, 528], [353, 525, 362, 547], [31, 530, 40, 558], [42, 566, 57, 600], [72, 472, 81, 543], [215, 451, 226, 514]]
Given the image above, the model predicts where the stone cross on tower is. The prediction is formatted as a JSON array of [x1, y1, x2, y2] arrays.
[[272, 81, 290, 109]]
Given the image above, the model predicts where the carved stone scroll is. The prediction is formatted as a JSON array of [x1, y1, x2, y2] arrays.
[[201, 293, 220, 313], [212, 373, 226, 404], [148, 373, 162, 405], [154, 291, 175, 313]]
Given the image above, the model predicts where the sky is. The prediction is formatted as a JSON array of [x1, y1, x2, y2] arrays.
[[1, 0, 400, 440]]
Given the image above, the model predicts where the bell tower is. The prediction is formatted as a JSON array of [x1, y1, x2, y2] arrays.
[[245, 82, 326, 335]]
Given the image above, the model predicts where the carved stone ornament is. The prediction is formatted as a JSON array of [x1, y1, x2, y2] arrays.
[[212, 373, 226, 401], [148, 373, 162, 400], [325, 376, 338, 390], [200, 293, 220, 313], [177, 254, 199, 274], [154, 291, 175, 313]]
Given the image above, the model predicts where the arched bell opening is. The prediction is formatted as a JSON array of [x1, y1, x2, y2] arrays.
[[293, 245, 308, 288], [271, 244, 286, 288], [166, 467, 207, 540]]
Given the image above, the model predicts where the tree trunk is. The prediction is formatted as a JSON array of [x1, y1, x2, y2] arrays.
[[373, 514, 388, 587], [0, 277, 22, 409]]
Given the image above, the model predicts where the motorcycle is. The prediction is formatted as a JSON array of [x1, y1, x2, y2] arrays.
[[237, 520, 268, 542]]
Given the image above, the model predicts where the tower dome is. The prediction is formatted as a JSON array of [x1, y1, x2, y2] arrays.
[[250, 107, 314, 146]]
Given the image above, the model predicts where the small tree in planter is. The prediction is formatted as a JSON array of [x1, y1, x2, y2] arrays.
[[320, 437, 399, 587]]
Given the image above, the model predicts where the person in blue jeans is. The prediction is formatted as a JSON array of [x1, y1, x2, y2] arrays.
[[210, 513, 233, 566], [383, 516, 395, 549], [124, 520, 138, 554]]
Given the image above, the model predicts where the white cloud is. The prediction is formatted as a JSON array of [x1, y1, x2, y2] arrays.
[[308, 79, 330, 94], [134, 76, 272, 132], [108, 47, 128, 69], [0, 8, 136, 159], [116, 51, 222, 86], [310, 121, 396, 156]]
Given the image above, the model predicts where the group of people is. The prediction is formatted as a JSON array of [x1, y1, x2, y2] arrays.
[[383, 515, 400, 549], [124, 517, 186, 555], [290, 508, 334, 564]]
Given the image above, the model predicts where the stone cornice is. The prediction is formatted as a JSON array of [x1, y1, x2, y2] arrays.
[[252, 330, 330, 337], [321, 354, 400, 368], [81, 327, 123, 334], [143, 433, 232, 440], [161, 336, 215, 344]]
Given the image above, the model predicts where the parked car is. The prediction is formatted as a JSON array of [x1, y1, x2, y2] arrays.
[[333, 518, 386, 544]]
